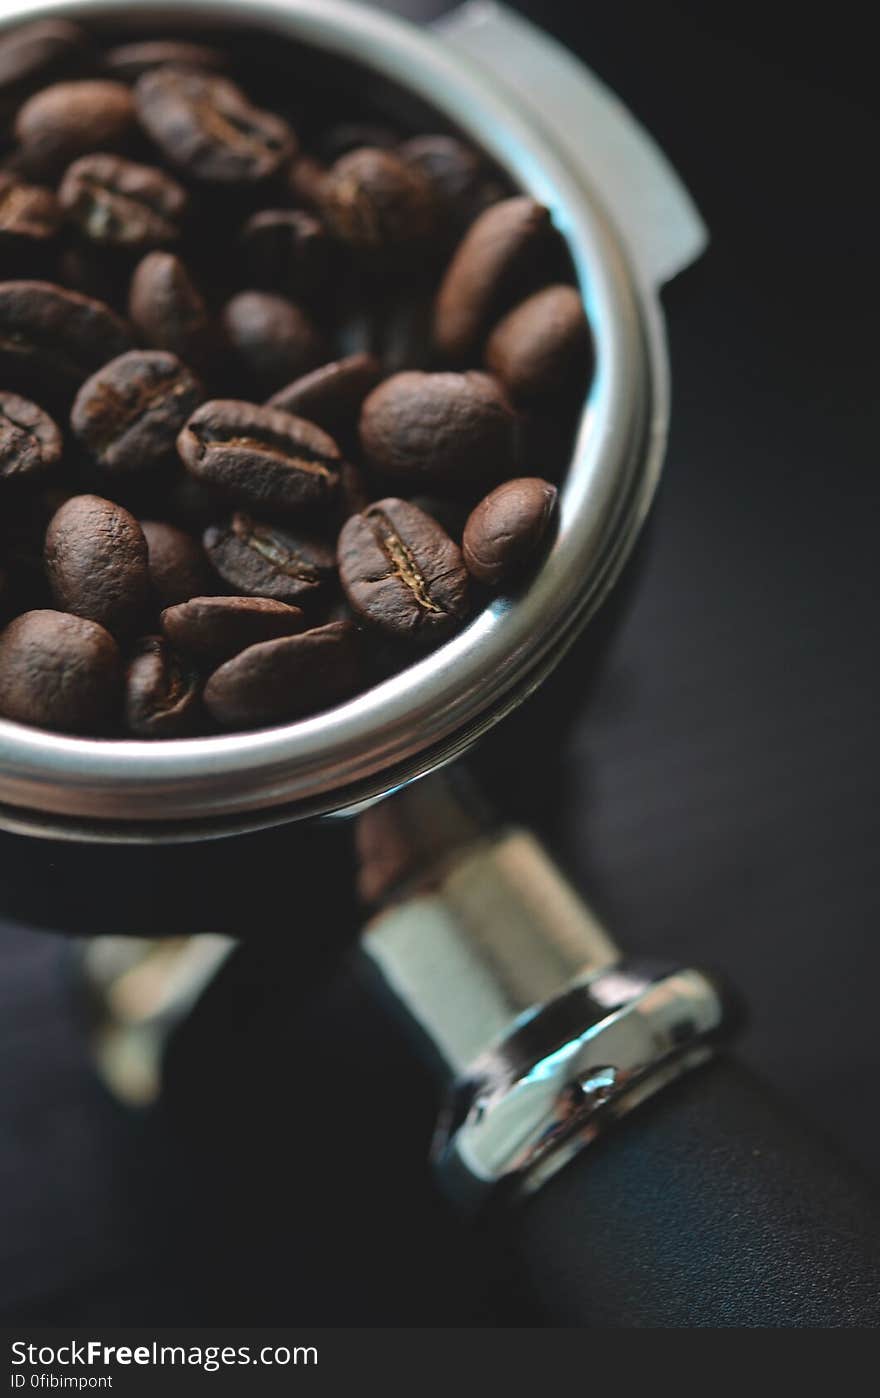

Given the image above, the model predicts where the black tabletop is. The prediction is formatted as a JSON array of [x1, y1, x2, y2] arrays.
[[1, 0, 878, 1324]]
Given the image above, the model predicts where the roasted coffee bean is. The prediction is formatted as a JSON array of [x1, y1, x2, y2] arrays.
[[14, 80, 135, 182], [268, 352, 381, 436], [319, 147, 438, 251], [203, 513, 336, 605], [0, 392, 62, 482], [179, 400, 340, 513], [433, 196, 554, 359], [462, 477, 557, 586], [134, 68, 295, 185], [0, 20, 91, 121], [58, 153, 188, 250], [222, 291, 325, 395], [0, 608, 120, 734], [359, 370, 518, 487], [338, 497, 469, 640], [162, 594, 305, 665], [240, 209, 331, 302], [45, 493, 150, 635], [104, 40, 228, 82], [0, 173, 61, 252], [0, 280, 133, 401], [204, 619, 359, 729], [71, 350, 203, 475], [398, 135, 484, 228], [128, 251, 213, 372], [141, 519, 214, 607], [485, 284, 591, 404], [125, 634, 201, 737]]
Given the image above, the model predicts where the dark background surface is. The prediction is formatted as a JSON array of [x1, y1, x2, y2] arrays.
[[1, 0, 879, 1324]]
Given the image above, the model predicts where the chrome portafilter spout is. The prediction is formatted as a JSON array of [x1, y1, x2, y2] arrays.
[[356, 771, 733, 1209]]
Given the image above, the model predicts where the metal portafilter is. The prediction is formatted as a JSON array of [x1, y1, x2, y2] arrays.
[[1, 0, 879, 1327]]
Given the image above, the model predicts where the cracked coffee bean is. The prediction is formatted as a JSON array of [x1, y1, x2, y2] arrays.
[[125, 633, 201, 737], [14, 80, 135, 182], [141, 519, 214, 608], [268, 352, 381, 437], [433, 196, 554, 360], [179, 400, 341, 513], [485, 284, 592, 405], [58, 153, 188, 250], [0, 280, 133, 403], [71, 349, 203, 475], [338, 497, 469, 640], [0, 608, 121, 734], [319, 147, 438, 251], [204, 619, 360, 729], [222, 291, 325, 395], [359, 370, 518, 488], [127, 251, 213, 372], [134, 67, 295, 184], [462, 477, 557, 586], [0, 392, 62, 482], [203, 513, 336, 605], [240, 209, 331, 303], [45, 493, 150, 635], [162, 595, 306, 665]]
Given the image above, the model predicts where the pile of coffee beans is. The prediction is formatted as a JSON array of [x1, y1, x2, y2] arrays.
[[0, 19, 592, 738]]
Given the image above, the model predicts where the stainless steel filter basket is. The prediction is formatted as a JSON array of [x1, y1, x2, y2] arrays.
[[0, 0, 704, 842]]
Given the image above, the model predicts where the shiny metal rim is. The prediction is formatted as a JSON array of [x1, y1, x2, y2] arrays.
[[0, 0, 663, 835]]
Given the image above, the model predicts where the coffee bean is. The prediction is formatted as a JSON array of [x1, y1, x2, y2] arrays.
[[141, 519, 214, 607], [204, 619, 360, 729], [359, 370, 518, 487], [128, 251, 213, 372], [398, 135, 484, 228], [0, 21, 92, 121], [0, 280, 133, 402], [162, 595, 305, 665], [0, 608, 120, 734], [222, 291, 325, 395], [71, 350, 203, 475], [203, 513, 336, 604], [240, 209, 331, 303], [319, 147, 438, 251], [104, 40, 228, 83], [338, 497, 469, 640], [433, 196, 554, 359], [179, 400, 340, 513], [125, 634, 201, 737], [45, 494, 150, 635], [267, 352, 381, 436], [58, 153, 188, 250], [0, 174, 62, 252], [485, 284, 591, 404], [13, 80, 135, 182], [462, 477, 557, 586], [134, 68, 295, 184], [0, 392, 62, 482]]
